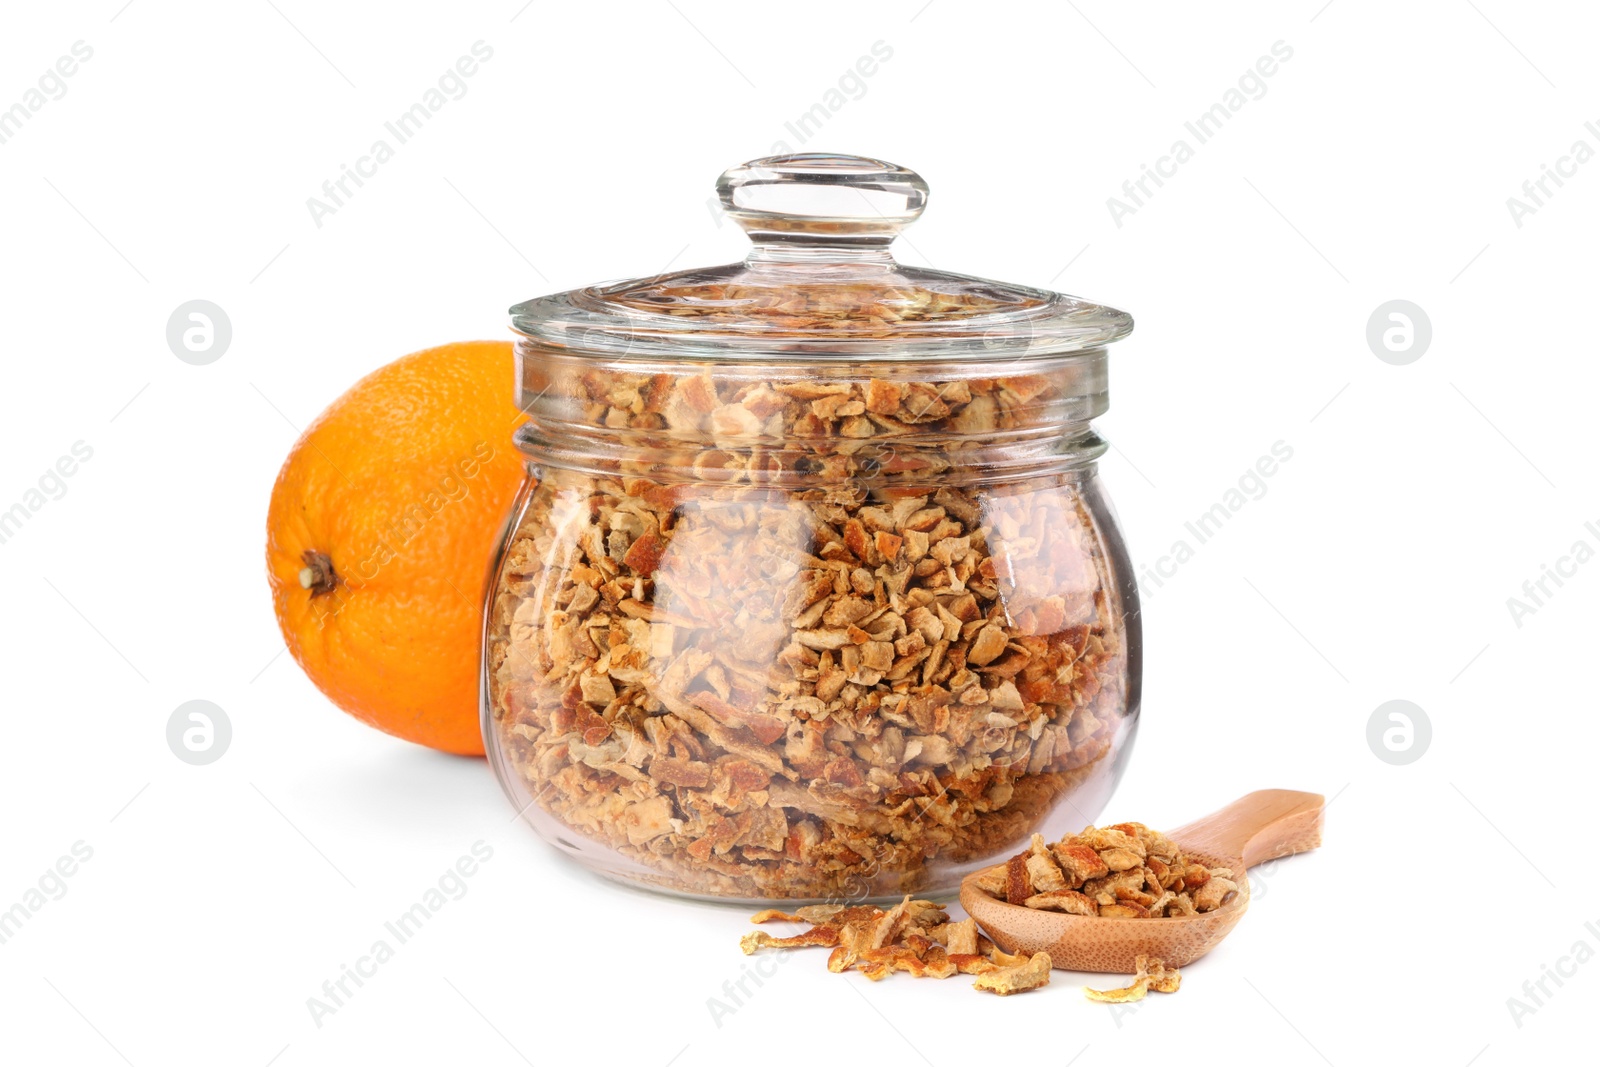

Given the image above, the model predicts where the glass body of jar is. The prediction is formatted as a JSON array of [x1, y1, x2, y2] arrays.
[[483, 343, 1141, 903]]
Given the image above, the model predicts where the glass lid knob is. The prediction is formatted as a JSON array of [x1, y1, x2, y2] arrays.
[[716, 152, 928, 257]]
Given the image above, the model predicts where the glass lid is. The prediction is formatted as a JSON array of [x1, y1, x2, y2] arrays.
[[509, 153, 1133, 361]]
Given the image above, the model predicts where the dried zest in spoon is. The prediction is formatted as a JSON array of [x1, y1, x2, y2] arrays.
[[974, 822, 1240, 917]]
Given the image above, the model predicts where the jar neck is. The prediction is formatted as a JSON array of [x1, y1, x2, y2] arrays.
[[511, 342, 1110, 487], [514, 420, 1105, 488]]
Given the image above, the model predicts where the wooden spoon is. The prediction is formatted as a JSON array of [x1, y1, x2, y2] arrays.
[[959, 789, 1324, 973]]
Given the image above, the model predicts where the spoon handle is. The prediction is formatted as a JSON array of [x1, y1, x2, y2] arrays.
[[1166, 789, 1324, 869]]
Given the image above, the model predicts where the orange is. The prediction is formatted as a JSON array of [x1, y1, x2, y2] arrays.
[[266, 340, 527, 755]]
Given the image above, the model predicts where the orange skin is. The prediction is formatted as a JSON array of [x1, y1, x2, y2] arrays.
[[266, 341, 528, 755]]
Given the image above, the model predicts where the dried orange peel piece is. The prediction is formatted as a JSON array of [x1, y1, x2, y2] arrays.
[[971, 951, 1053, 996], [1083, 954, 1181, 1003], [739, 927, 840, 954]]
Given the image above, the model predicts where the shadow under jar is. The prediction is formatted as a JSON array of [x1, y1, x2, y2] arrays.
[[484, 154, 1142, 903]]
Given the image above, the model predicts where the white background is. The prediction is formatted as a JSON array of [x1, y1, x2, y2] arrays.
[[1, 2, 1595, 1065]]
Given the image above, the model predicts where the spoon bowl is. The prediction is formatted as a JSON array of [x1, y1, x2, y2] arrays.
[[960, 789, 1324, 973]]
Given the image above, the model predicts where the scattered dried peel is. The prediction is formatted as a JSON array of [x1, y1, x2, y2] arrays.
[[740, 896, 1051, 996]]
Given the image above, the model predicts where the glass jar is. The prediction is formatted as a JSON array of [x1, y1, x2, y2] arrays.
[[483, 154, 1140, 903]]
